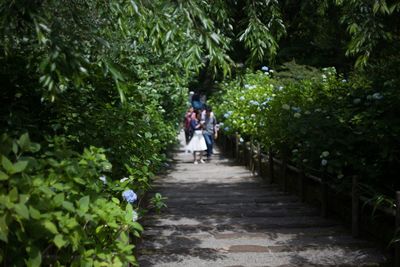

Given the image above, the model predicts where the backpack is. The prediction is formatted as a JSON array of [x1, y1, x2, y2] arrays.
[[184, 112, 192, 130]]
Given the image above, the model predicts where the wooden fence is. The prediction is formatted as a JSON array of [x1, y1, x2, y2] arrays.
[[218, 132, 399, 266]]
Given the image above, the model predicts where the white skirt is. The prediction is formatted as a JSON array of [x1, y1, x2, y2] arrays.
[[186, 130, 207, 152]]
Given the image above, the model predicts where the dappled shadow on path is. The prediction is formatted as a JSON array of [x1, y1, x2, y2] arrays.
[[137, 134, 388, 266]]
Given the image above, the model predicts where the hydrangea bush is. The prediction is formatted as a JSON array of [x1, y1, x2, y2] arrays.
[[0, 133, 143, 266], [211, 62, 399, 193]]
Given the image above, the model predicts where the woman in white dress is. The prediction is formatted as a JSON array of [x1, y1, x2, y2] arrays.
[[186, 110, 207, 164]]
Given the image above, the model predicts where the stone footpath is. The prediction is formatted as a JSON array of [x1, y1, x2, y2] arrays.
[[138, 130, 388, 267]]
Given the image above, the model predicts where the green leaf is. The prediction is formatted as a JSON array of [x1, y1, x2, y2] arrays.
[[11, 160, 28, 174], [78, 196, 90, 213], [112, 197, 120, 204], [53, 193, 65, 206], [1, 156, 14, 174], [0, 171, 9, 181], [18, 133, 31, 152], [73, 176, 86, 185], [9, 187, 18, 202], [12, 142, 18, 155], [54, 234, 67, 249], [62, 201, 75, 212], [43, 220, 58, 234], [29, 206, 41, 220], [14, 203, 30, 219], [0, 215, 9, 242], [131, 222, 144, 232], [29, 143, 41, 153], [26, 246, 41, 267]]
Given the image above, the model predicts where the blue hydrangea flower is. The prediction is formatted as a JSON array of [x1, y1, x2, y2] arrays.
[[224, 111, 233, 118], [291, 107, 301, 113], [122, 189, 137, 203], [261, 102, 270, 107], [224, 127, 230, 131], [261, 66, 269, 72], [239, 96, 245, 101]]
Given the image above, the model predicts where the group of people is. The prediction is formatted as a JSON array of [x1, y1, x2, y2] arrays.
[[184, 103, 219, 164]]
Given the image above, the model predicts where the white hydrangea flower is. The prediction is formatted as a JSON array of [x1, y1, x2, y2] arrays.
[[282, 104, 290, 110], [321, 151, 330, 158], [132, 210, 138, 222], [372, 93, 383, 100], [99, 175, 107, 184], [120, 177, 129, 183]]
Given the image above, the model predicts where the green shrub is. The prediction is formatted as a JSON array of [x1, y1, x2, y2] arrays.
[[0, 133, 143, 266], [212, 62, 399, 194]]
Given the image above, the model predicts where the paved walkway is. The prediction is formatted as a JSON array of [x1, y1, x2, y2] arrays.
[[138, 130, 387, 266]]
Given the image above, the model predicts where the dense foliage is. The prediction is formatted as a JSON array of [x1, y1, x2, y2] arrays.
[[211, 62, 400, 198], [1, 0, 400, 265]]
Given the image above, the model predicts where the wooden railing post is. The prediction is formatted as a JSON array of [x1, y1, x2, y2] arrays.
[[268, 148, 274, 184], [222, 133, 226, 152], [282, 155, 288, 192], [257, 143, 262, 177], [352, 175, 360, 237], [245, 142, 249, 167], [235, 133, 240, 162], [299, 170, 306, 202], [321, 169, 328, 218], [250, 139, 255, 175], [395, 191, 400, 267], [231, 136, 235, 158]]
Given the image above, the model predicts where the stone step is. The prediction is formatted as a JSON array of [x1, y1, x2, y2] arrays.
[[161, 195, 301, 206], [150, 206, 319, 218], [138, 246, 387, 267], [150, 183, 279, 190], [142, 215, 340, 230], [149, 189, 283, 197], [140, 230, 374, 252], [142, 226, 348, 239]]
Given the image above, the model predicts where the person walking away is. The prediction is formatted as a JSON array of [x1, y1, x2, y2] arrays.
[[191, 91, 203, 110], [184, 106, 194, 144], [186, 110, 207, 164], [203, 106, 218, 160]]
